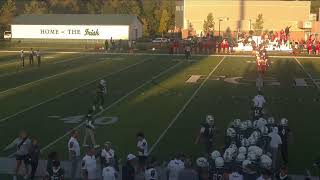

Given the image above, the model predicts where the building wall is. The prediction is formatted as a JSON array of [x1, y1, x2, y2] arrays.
[[179, 0, 311, 35], [129, 17, 143, 40]]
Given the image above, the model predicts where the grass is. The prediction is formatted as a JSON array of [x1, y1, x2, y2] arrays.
[[0, 52, 319, 176]]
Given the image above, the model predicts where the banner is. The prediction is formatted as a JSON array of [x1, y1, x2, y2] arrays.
[[11, 25, 129, 40]]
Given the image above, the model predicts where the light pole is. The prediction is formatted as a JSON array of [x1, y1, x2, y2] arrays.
[[218, 17, 229, 39]]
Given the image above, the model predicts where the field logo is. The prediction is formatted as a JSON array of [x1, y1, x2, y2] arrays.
[[49, 115, 118, 126]]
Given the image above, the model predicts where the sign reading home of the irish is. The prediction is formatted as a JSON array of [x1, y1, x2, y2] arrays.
[[12, 25, 129, 40]]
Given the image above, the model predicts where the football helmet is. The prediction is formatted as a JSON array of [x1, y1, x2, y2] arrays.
[[240, 122, 248, 131], [224, 149, 234, 162], [242, 160, 251, 169], [261, 126, 269, 136], [211, 150, 221, 160], [260, 155, 272, 169], [238, 146, 247, 155], [233, 119, 241, 127], [100, 79, 106, 86], [247, 152, 257, 161], [246, 120, 253, 128], [267, 117, 275, 124], [241, 138, 249, 147], [196, 157, 209, 168], [236, 153, 246, 162], [226, 128, 236, 137], [254, 147, 263, 157], [251, 131, 261, 141], [206, 115, 214, 126], [280, 118, 288, 126], [253, 120, 258, 129], [215, 157, 224, 168], [229, 143, 238, 152], [248, 136, 256, 145]]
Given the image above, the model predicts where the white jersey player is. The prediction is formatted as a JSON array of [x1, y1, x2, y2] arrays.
[[253, 91, 266, 108], [167, 157, 185, 180]]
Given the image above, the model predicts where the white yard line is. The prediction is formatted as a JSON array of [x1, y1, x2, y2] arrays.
[[0, 59, 151, 123], [294, 58, 320, 89], [34, 61, 183, 155], [148, 56, 226, 154], [0, 56, 111, 96]]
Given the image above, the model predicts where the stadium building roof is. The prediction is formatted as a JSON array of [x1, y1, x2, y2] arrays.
[[12, 14, 142, 25]]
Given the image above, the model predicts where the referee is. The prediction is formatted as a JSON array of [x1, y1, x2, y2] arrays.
[[20, 50, 25, 67]]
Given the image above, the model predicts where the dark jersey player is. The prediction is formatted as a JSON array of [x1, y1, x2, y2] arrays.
[[92, 79, 107, 112], [278, 118, 291, 164], [196, 115, 215, 154]]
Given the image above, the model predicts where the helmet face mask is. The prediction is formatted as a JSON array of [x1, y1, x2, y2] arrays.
[[280, 118, 288, 126], [267, 117, 275, 124], [233, 119, 241, 127], [211, 150, 221, 160], [226, 128, 236, 137], [196, 157, 208, 168]]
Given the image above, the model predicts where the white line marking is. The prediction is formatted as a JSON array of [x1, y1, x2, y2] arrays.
[[148, 56, 226, 154], [36, 61, 182, 155], [294, 58, 320, 89], [0, 59, 150, 123], [0, 56, 110, 96]]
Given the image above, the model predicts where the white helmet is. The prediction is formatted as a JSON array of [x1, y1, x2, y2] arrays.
[[229, 143, 238, 152], [259, 118, 267, 125], [280, 118, 288, 126], [226, 128, 236, 137], [251, 131, 261, 141], [261, 126, 269, 136], [248, 136, 256, 145], [100, 79, 106, 85], [267, 117, 275, 124], [238, 146, 247, 155], [241, 138, 250, 147], [254, 147, 263, 157], [247, 152, 257, 161], [253, 120, 258, 129], [215, 157, 224, 168], [196, 157, 209, 168], [246, 120, 253, 128], [260, 155, 272, 169], [242, 160, 251, 169], [206, 115, 214, 126], [223, 149, 234, 162], [233, 119, 241, 127], [236, 153, 246, 162], [240, 122, 248, 131], [211, 150, 221, 160]]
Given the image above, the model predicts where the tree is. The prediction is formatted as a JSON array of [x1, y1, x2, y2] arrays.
[[158, 9, 169, 34], [203, 13, 215, 35], [188, 22, 194, 36], [24, 0, 48, 14], [252, 14, 264, 36], [48, 0, 80, 13], [87, 0, 104, 14], [0, 0, 16, 32]]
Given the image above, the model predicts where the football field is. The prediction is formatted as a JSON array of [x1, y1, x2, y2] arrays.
[[0, 52, 319, 174]]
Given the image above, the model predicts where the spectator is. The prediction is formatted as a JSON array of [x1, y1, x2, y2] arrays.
[[177, 159, 198, 180], [29, 48, 34, 65], [29, 138, 40, 180], [82, 147, 98, 180], [102, 161, 118, 180], [50, 160, 64, 180], [185, 44, 191, 59], [268, 127, 282, 169], [278, 118, 290, 165], [101, 142, 115, 167], [228, 166, 243, 180], [257, 169, 272, 180], [137, 132, 148, 171], [46, 151, 58, 179], [167, 154, 185, 180], [242, 164, 259, 180], [36, 49, 41, 67], [68, 130, 81, 180], [20, 50, 25, 67], [3, 131, 31, 180], [275, 166, 291, 180], [145, 157, 159, 180], [122, 154, 136, 180]]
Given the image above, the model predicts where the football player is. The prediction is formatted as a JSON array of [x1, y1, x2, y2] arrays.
[[252, 91, 266, 119], [167, 154, 185, 180], [50, 160, 64, 180], [195, 115, 215, 154], [83, 110, 100, 149], [278, 118, 291, 165], [212, 157, 225, 180], [102, 161, 118, 180], [145, 157, 159, 180], [92, 79, 107, 112], [266, 117, 277, 133]]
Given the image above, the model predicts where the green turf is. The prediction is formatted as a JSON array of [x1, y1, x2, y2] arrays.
[[0, 52, 319, 174]]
